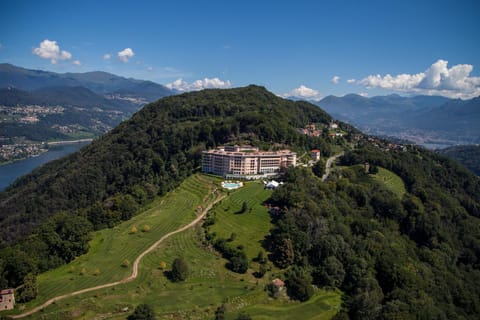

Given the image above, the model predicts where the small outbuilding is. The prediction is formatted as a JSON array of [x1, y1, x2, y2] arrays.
[[0, 288, 15, 311], [272, 278, 285, 288], [310, 149, 321, 161]]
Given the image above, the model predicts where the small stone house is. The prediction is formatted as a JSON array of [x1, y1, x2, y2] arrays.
[[0, 288, 15, 311]]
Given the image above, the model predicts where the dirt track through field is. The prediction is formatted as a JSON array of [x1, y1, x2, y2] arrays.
[[10, 192, 224, 319]]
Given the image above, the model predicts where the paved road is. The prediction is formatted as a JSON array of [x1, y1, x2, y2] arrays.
[[10, 193, 225, 319], [321, 152, 344, 182]]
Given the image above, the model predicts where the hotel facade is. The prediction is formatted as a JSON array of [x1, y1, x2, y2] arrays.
[[202, 146, 296, 179]]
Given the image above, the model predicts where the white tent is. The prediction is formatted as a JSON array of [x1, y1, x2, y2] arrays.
[[266, 180, 280, 189]]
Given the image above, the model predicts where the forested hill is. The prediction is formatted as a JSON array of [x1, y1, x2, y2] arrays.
[[0, 85, 333, 245], [268, 143, 480, 319], [438, 145, 480, 176]]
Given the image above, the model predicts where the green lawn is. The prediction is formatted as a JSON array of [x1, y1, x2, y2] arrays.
[[371, 167, 407, 198], [210, 181, 273, 260], [10, 175, 341, 319], [237, 289, 342, 320]]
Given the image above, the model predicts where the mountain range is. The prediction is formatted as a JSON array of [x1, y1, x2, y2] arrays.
[[315, 93, 480, 146], [0, 64, 175, 149], [0, 63, 173, 103]]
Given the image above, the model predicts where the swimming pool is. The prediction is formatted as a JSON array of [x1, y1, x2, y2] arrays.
[[221, 181, 243, 190]]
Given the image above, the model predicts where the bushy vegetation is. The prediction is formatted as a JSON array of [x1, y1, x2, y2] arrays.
[[128, 303, 155, 320], [267, 143, 480, 319]]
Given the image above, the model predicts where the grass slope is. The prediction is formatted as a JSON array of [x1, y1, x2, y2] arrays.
[[371, 167, 406, 198], [209, 181, 273, 260], [14, 174, 215, 312], [10, 175, 341, 319]]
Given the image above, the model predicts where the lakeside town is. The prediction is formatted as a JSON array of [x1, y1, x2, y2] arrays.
[[0, 143, 48, 164], [0, 102, 126, 164]]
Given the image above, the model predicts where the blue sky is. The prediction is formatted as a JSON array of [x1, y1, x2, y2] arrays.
[[1, 0, 479, 99]]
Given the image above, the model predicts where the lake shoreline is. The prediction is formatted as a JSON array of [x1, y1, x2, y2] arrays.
[[0, 141, 91, 191], [0, 139, 94, 166]]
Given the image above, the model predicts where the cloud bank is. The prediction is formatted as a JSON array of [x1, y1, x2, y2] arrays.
[[33, 39, 72, 64], [118, 48, 134, 63], [166, 78, 232, 92], [283, 85, 322, 101], [359, 60, 480, 99]]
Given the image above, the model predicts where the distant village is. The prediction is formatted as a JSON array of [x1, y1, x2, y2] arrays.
[[0, 143, 47, 164]]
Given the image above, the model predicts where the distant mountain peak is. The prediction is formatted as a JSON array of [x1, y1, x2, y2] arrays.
[[0, 63, 174, 102]]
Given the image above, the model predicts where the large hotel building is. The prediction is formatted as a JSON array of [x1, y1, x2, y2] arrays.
[[202, 145, 296, 179]]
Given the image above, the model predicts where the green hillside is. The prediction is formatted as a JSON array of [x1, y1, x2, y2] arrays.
[[0, 85, 334, 246], [1, 86, 479, 319], [438, 145, 480, 176]]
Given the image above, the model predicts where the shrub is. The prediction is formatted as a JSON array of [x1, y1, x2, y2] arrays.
[[171, 257, 189, 282]]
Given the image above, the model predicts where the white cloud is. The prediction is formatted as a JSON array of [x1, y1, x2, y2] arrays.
[[331, 76, 340, 84], [283, 85, 322, 101], [166, 78, 232, 92], [359, 59, 480, 99], [33, 39, 72, 64], [147, 66, 153, 72], [118, 48, 134, 63], [72, 60, 81, 66], [103, 53, 111, 60], [359, 92, 368, 97], [347, 79, 356, 84]]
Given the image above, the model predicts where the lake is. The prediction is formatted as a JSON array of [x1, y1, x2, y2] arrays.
[[0, 141, 90, 191]]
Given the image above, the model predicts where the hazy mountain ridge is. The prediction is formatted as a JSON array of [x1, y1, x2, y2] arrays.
[[0, 63, 174, 102], [0, 86, 134, 111], [315, 94, 479, 145]]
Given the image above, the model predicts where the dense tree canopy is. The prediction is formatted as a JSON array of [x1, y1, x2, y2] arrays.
[[267, 143, 480, 319]]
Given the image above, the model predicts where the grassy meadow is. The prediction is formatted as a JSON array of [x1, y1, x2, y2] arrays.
[[371, 167, 407, 198]]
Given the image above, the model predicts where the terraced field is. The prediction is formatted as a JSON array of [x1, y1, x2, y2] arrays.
[[14, 174, 216, 313]]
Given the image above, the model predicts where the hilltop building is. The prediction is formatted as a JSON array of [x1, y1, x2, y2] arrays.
[[0, 289, 15, 311], [310, 149, 321, 161], [329, 122, 339, 129], [202, 145, 296, 179]]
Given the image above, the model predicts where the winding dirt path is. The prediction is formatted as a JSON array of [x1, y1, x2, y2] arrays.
[[321, 152, 344, 182], [10, 192, 225, 319]]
